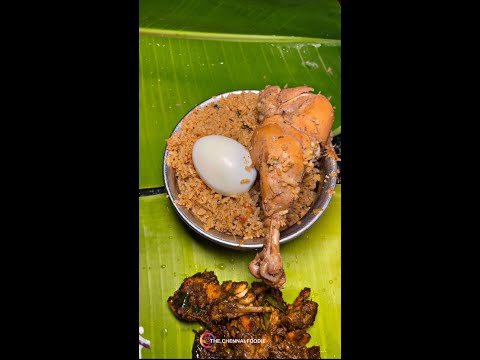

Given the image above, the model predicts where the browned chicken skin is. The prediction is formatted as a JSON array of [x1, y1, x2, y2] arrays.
[[249, 86, 334, 288]]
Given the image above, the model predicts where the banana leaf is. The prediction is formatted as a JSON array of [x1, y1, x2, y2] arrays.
[[140, 0, 341, 39], [139, 188, 341, 359], [139, 35, 341, 188], [139, 0, 341, 189], [139, 1, 341, 358]]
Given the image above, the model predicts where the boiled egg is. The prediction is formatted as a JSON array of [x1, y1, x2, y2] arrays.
[[192, 135, 257, 196]]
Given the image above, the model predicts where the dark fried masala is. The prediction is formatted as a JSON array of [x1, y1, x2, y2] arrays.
[[168, 271, 321, 359]]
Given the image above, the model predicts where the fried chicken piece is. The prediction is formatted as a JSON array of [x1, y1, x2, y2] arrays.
[[169, 272, 321, 359], [167, 272, 273, 326], [249, 85, 334, 288], [227, 315, 271, 359], [210, 281, 272, 321], [167, 271, 222, 324], [282, 288, 318, 331]]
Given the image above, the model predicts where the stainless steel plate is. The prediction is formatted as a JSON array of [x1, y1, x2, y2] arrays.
[[163, 90, 337, 250]]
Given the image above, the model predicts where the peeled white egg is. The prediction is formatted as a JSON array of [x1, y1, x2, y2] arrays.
[[192, 135, 257, 196]]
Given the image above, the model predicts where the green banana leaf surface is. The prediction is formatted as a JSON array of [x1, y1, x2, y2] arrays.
[[139, 0, 341, 358], [140, 189, 340, 359], [140, 0, 340, 39]]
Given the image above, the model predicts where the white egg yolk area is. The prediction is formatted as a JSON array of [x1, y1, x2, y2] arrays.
[[192, 135, 258, 196]]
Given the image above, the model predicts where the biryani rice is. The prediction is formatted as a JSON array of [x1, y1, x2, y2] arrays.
[[166, 92, 322, 240]]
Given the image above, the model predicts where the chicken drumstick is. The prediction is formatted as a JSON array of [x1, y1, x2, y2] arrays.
[[248, 85, 334, 288]]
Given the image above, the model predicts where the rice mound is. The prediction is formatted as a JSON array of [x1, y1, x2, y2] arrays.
[[166, 92, 321, 240]]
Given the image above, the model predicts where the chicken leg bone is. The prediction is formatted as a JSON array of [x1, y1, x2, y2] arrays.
[[249, 212, 287, 288]]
